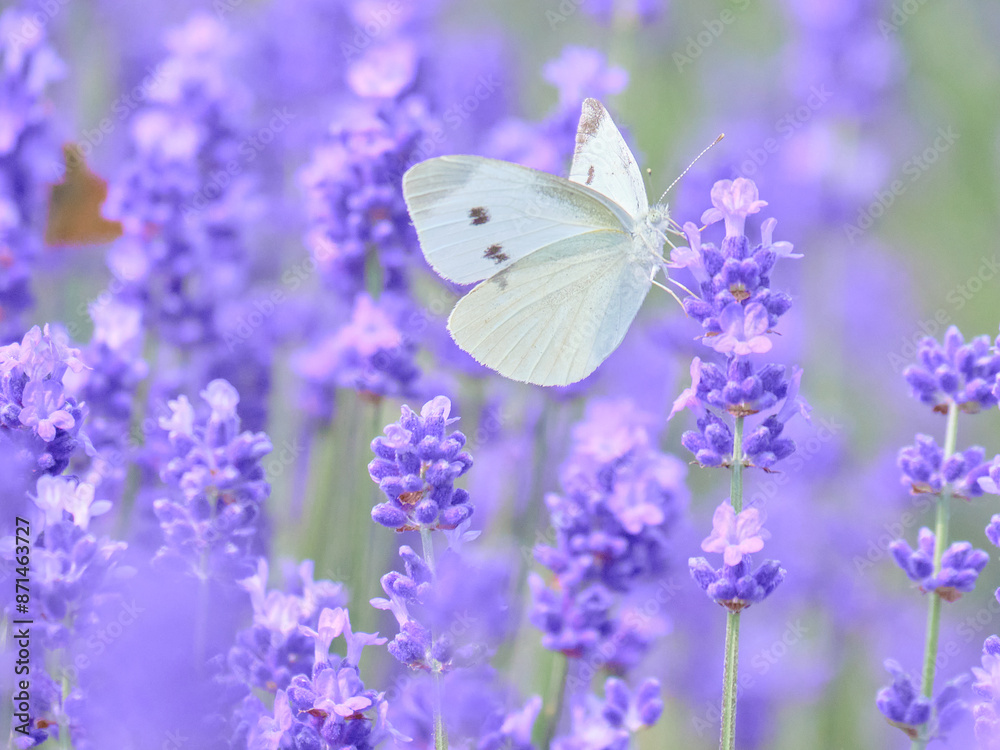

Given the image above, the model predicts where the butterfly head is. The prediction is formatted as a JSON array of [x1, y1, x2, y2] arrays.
[[645, 203, 671, 233]]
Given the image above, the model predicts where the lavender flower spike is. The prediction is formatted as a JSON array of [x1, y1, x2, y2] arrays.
[[368, 396, 473, 531]]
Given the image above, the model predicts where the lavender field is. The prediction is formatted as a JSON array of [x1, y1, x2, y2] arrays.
[[2, 1, 1000, 749]]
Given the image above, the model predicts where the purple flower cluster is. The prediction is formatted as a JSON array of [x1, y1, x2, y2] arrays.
[[903, 326, 1000, 414], [530, 398, 688, 671], [689, 504, 785, 612], [371, 541, 510, 672], [72, 300, 148, 495], [0, 473, 126, 746], [877, 324, 1000, 743], [0, 325, 90, 501], [299, 100, 430, 301], [249, 607, 402, 750], [368, 395, 472, 531], [226, 559, 347, 694], [973, 635, 1000, 748], [552, 677, 663, 750], [671, 179, 796, 620], [876, 659, 968, 742], [294, 294, 419, 414], [898, 436, 992, 499], [22, 475, 122, 645], [671, 179, 808, 470], [102, 14, 272, 429], [0, 8, 64, 340], [150, 379, 272, 583], [889, 528, 989, 601]]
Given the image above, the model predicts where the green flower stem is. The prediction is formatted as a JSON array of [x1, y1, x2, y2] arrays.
[[720, 610, 741, 750], [731, 416, 745, 513], [420, 526, 448, 750], [540, 651, 569, 749], [912, 401, 959, 749], [720, 415, 745, 750]]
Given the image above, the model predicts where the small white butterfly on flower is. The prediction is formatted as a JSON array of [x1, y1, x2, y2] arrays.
[[402, 98, 679, 387]]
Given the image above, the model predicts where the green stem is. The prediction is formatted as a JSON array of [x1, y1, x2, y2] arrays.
[[420, 527, 448, 750], [731, 416, 745, 512], [720, 415, 745, 750], [911, 401, 959, 749], [720, 611, 741, 750], [539, 652, 569, 749]]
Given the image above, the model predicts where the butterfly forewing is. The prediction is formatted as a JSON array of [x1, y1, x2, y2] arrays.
[[447, 230, 655, 386], [402, 155, 632, 285], [568, 98, 649, 220]]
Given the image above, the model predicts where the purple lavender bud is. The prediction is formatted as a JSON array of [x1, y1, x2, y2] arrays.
[[876, 659, 933, 737], [986, 515, 1000, 547], [889, 537, 934, 581], [981, 458, 1000, 495]]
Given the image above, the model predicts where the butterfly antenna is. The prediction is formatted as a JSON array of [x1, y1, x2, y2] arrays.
[[643, 167, 654, 196], [657, 133, 725, 204]]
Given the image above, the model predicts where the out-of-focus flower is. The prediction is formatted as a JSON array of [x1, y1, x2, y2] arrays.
[[552, 677, 663, 750], [151, 379, 272, 584], [973, 635, 1000, 749], [876, 659, 968, 742], [530, 397, 687, 670], [0, 8, 65, 340]]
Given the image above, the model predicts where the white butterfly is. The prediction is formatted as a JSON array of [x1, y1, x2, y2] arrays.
[[402, 98, 673, 387]]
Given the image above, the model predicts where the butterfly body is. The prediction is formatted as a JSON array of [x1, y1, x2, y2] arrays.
[[403, 98, 667, 386]]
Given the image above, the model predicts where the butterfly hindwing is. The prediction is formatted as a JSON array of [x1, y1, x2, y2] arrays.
[[403, 155, 632, 285], [447, 229, 655, 386], [568, 98, 648, 220]]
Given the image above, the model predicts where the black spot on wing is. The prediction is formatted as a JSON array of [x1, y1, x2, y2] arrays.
[[586, 165, 595, 185], [469, 206, 490, 225], [484, 244, 509, 264], [491, 267, 510, 290]]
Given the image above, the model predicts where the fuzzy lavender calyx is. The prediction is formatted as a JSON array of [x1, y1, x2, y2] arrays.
[[368, 395, 473, 531]]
